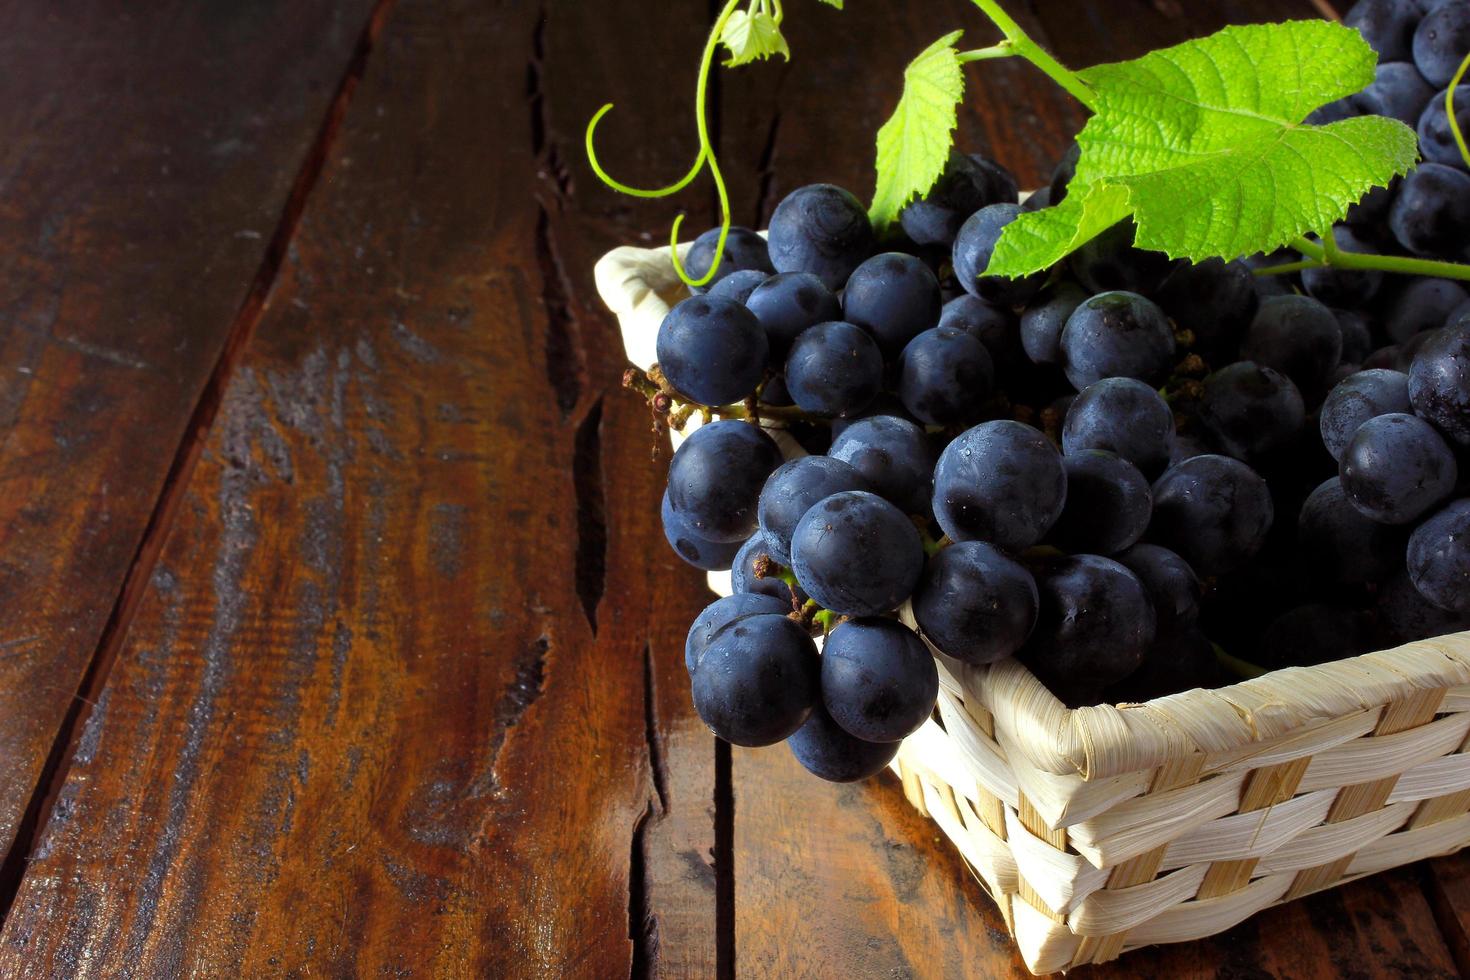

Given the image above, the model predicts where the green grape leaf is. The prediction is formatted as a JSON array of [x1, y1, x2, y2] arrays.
[[869, 30, 966, 230], [721, 9, 790, 67], [987, 20, 1419, 278]]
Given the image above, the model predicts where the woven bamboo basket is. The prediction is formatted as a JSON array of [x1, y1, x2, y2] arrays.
[[595, 238, 1470, 975]]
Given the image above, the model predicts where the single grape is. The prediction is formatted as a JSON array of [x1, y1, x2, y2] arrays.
[[1306, 97, 1362, 126], [1019, 555, 1156, 697], [821, 618, 938, 743], [1417, 84, 1470, 167], [1020, 187, 1054, 212], [1300, 227, 1384, 308], [932, 420, 1068, 552], [788, 702, 901, 782], [1382, 276, 1468, 344], [1109, 628, 1220, 702], [1062, 377, 1175, 477], [1350, 61, 1435, 125], [1048, 450, 1152, 555], [666, 420, 783, 542], [655, 295, 769, 407], [972, 155, 1020, 205], [912, 541, 1038, 665], [1365, 345, 1402, 371], [1069, 221, 1176, 296], [1298, 477, 1408, 585], [685, 226, 775, 293], [1050, 143, 1080, 202], [1414, 2, 1470, 86], [759, 374, 793, 407], [1346, 0, 1425, 61], [1389, 163, 1470, 259], [1408, 498, 1470, 611], [1059, 290, 1176, 391], [745, 271, 843, 361], [1319, 368, 1413, 460], [1021, 281, 1088, 366], [685, 592, 790, 674], [900, 150, 1006, 248], [1335, 309, 1375, 365], [1241, 295, 1343, 398], [1168, 432, 1212, 467], [827, 415, 935, 515], [1409, 323, 1470, 446], [691, 614, 819, 746], [758, 456, 869, 566], [897, 326, 996, 426], [937, 293, 1017, 358], [1115, 543, 1202, 636], [784, 320, 884, 417], [1197, 361, 1306, 462], [1377, 567, 1470, 646], [1259, 603, 1377, 669], [1153, 258, 1259, 359], [730, 532, 804, 605], [661, 491, 743, 571], [767, 184, 875, 290], [706, 268, 771, 304], [1149, 454, 1274, 575], [1340, 412, 1458, 523], [841, 252, 942, 359], [952, 204, 1043, 307], [790, 490, 925, 617]]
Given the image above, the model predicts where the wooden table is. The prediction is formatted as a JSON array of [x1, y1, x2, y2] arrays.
[[1, 0, 1468, 975]]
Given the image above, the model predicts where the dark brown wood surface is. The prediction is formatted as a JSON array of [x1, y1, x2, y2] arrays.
[[3, 0, 1470, 975]]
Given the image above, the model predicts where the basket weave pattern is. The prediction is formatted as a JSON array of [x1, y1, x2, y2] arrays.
[[595, 240, 1470, 975]]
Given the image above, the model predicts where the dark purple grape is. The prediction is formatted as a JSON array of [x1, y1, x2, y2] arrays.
[[662, 491, 743, 571], [937, 293, 1014, 344], [1242, 295, 1343, 399], [784, 320, 884, 417], [1409, 322, 1470, 446], [1320, 368, 1413, 460], [1389, 163, 1470, 259], [1382, 277, 1468, 344], [1021, 187, 1054, 211], [1377, 568, 1470, 646], [972, 155, 1019, 205], [745, 271, 842, 361], [1298, 477, 1407, 585], [1020, 555, 1156, 697], [1149, 455, 1274, 575], [1334, 309, 1375, 364], [1418, 84, 1470, 168], [1301, 227, 1383, 308], [656, 295, 769, 406], [707, 268, 771, 303], [1069, 221, 1176, 295], [897, 326, 995, 426], [1048, 450, 1152, 555], [1408, 497, 1470, 612], [841, 252, 942, 359], [685, 226, 774, 293], [952, 204, 1043, 307], [1062, 377, 1175, 477], [1050, 143, 1080, 202], [912, 541, 1038, 665], [758, 456, 869, 566], [788, 702, 901, 782], [1154, 258, 1259, 359], [1350, 61, 1435, 125], [790, 491, 924, 617], [1415, 2, 1470, 87], [1109, 628, 1220, 702], [1340, 412, 1458, 523], [691, 614, 818, 746], [821, 618, 938, 743], [1259, 603, 1377, 669], [827, 415, 935, 515], [1060, 290, 1176, 391], [666, 420, 783, 541], [731, 532, 804, 604], [1021, 281, 1088, 366], [932, 420, 1068, 552], [1197, 361, 1306, 463], [1115, 543, 1202, 635], [1346, 0, 1425, 62], [686, 592, 790, 673], [900, 150, 1007, 248], [767, 184, 875, 290]]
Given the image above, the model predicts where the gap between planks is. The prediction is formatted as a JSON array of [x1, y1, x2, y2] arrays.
[[0, 0, 401, 931]]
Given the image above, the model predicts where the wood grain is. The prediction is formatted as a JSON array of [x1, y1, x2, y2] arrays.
[[0, 0, 379, 874], [0, 0, 720, 974]]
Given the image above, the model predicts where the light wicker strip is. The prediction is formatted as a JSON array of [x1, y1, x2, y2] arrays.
[[599, 240, 1470, 975]]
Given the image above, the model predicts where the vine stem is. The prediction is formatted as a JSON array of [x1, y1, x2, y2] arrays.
[[1448, 51, 1470, 171], [957, 42, 1015, 63], [967, 0, 1097, 109], [1284, 232, 1470, 282]]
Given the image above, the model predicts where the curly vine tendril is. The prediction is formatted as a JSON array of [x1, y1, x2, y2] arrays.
[[584, 0, 746, 288], [1447, 51, 1470, 172]]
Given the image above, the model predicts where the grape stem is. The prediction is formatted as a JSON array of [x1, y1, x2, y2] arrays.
[[957, 42, 1016, 63], [622, 365, 826, 427], [966, 0, 1097, 109], [1243, 234, 1470, 282]]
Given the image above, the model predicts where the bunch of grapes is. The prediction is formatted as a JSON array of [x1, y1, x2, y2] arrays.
[[649, 0, 1470, 784]]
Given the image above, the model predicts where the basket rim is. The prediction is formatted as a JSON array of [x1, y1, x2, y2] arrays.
[[594, 238, 1470, 783]]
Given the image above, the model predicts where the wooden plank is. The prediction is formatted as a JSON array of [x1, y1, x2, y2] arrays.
[[0, 0, 380, 874], [1427, 853, 1470, 978], [0, 0, 721, 973]]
